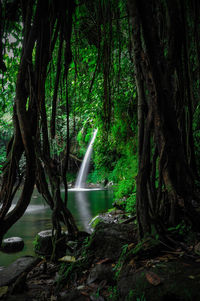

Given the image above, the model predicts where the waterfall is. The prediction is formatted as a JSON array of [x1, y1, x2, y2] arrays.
[[75, 129, 98, 188]]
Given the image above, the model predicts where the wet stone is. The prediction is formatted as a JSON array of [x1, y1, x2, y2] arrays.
[[0, 256, 40, 287], [1, 237, 24, 253]]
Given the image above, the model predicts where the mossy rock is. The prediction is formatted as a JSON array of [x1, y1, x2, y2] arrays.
[[88, 222, 136, 260], [117, 260, 200, 300], [34, 230, 66, 258]]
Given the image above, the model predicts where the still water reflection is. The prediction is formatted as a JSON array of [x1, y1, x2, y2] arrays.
[[0, 188, 113, 266]]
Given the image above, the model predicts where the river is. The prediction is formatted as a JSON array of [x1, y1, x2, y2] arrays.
[[0, 188, 113, 266]]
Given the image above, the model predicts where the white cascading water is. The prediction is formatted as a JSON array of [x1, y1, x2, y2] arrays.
[[75, 129, 98, 189]]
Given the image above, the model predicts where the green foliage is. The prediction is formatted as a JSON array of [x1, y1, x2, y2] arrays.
[[66, 172, 76, 183], [125, 289, 146, 301], [108, 243, 148, 300], [93, 125, 137, 214], [108, 282, 146, 301], [0, 113, 13, 139], [107, 285, 119, 300], [111, 148, 137, 213], [113, 243, 129, 279], [85, 128, 93, 143], [56, 235, 94, 290], [167, 221, 191, 237], [89, 215, 101, 229], [87, 169, 103, 184], [126, 193, 137, 213], [57, 261, 75, 289], [33, 234, 41, 253], [93, 129, 117, 179], [0, 144, 6, 173], [126, 290, 146, 301], [0, 25, 22, 118], [77, 130, 83, 144]]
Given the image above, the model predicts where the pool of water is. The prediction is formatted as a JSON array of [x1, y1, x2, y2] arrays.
[[0, 188, 113, 266]]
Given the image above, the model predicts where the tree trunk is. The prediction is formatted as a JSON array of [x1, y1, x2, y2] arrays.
[[0, 0, 78, 247], [128, 0, 200, 238]]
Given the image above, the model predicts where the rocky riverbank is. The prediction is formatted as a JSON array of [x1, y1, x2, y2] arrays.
[[1, 210, 200, 300]]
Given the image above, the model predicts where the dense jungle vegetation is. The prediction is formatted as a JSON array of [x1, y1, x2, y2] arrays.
[[0, 0, 200, 245]]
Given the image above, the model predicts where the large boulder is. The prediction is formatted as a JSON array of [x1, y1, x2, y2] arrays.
[[88, 222, 136, 260]]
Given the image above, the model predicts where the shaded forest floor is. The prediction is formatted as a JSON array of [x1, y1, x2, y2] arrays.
[[2, 210, 200, 301]]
